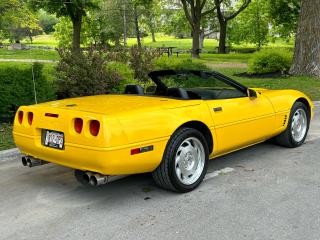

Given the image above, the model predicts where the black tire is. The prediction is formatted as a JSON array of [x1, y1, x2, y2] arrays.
[[74, 170, 90, 186], [274, 101, 310, 148], [152, 128, 209, 192]]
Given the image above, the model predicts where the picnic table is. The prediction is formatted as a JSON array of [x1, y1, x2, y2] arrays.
[[157, 47, 176, 57]]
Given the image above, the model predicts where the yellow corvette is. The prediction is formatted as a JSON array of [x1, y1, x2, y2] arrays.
[[13, 70, 314, 192]]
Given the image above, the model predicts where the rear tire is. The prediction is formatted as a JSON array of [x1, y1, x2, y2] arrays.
[[152, 128, 209, 192], [274, 101, 310, 148]]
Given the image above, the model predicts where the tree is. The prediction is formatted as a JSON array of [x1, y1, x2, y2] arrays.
[[290, 0, 320, 77], [180, 0, 217, 58], [214, 0, 251, 53], [160, 5, 190, 38], [130, 0, 153, 47], [267, 0, 300, 38], [0, 0, 41, 43], [228, 0, 269, 50], [29, 0, 99, 51], [38, 9, 59, 34]]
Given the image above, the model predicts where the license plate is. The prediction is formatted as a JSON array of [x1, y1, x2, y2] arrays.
[[43, 130, 64, 150]]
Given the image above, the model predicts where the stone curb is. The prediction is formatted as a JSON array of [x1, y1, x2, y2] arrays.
[[0, 148, 20, 161]]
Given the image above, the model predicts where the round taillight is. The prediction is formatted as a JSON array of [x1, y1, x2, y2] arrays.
[[28, 112, 33, 125], [18, 111, 23, 124], [89, 120, 100, 136], [74, 118, 83, 134]]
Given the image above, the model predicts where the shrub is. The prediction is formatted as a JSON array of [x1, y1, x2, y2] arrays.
[[55, 48, 122, 98], [0, 63, 56, 122], [107, 62, 135, 93], [155, 57, 209, 71], [248, 49, 292, 74], [129, 45, 158, 85]]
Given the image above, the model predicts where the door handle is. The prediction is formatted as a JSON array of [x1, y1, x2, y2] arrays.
[[213, 107, 223, 112]]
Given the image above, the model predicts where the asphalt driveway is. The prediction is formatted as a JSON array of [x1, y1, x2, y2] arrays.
[[0, 103, 319, 240]]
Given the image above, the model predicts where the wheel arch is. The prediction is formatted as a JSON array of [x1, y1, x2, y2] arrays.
[[295, 97, 312, 119], [175, 121, 214, 154]]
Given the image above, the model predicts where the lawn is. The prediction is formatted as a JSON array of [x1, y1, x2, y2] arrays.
[[213, 67, 320, 100], [0, 48, 59, 61]]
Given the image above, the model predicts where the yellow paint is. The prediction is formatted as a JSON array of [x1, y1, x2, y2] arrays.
[[13, 90, 314, 175]]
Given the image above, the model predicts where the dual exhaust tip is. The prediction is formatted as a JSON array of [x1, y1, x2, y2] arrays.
[[22, 156, 48, 168], [83, 172, 126, 186], [21, 156, 126, 186]]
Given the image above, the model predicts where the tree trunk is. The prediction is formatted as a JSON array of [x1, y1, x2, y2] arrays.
[[290, 0, 320, 76], [151, 28, 156, 42], [72, 14, 82, 51], [123, 4, 127, 47], [199, 30, 205, 49], [218, 20, 227, 54], [192, 28, 201, 58], [134, 6, 141, 47]]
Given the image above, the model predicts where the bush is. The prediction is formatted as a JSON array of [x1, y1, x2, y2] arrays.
[[107, 62, 135, 93], [0, 63, 56, 122], [55, 49, 122, 98], [248, 49, 292, 74], [129, 45, 158, 84], [155, 57, 209, 71]]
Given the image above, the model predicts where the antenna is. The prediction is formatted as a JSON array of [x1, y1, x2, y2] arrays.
[[31, 63, 38, 104], [29, 43, 38, 104]]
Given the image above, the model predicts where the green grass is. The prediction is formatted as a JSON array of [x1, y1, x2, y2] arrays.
[[23, 35, 58, 47], [127, 34, 219, 50], [0, 123, 14, 150], [0, 48, 59, 61], [213, 67, 320, 100]]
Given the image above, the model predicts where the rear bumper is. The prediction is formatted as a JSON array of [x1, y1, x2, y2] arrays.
[[14, 132, 168, 175]]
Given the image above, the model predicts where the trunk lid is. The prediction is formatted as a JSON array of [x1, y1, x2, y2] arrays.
[[33, 95, 200, 115]]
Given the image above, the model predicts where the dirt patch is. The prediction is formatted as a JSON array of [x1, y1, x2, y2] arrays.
[[205, 63, 248, 69]]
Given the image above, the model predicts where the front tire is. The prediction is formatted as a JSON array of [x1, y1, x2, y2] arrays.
[[275, 101, 310, 148], [152, 128, 209, 192]]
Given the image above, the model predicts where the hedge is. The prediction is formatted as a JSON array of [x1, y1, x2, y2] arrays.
[[0, 63, 56, 122]]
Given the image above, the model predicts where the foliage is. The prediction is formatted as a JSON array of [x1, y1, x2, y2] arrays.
[[155, 57, 209, 71], [228, 0, 269, 49], [29, 0, 100, 50], [55, 48, 121, 98], [129, 45, 158, 84], [0, 63, 55, 121], [38, 9, 59, 34], [161, 8, 190, 38], [0, 0, 41, 43], [54, 17, 85, 48], [267, 0, 300, 37], [248, 49, 293, 74]]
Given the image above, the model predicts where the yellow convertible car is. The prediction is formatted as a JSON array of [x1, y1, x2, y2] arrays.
[[13, 70, 314, 192]]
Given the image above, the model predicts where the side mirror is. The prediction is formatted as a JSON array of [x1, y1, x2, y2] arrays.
[[247, 88, 258, 99]]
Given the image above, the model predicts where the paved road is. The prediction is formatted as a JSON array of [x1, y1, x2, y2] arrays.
[[0, 104, 319, 240]]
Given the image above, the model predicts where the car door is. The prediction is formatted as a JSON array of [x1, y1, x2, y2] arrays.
[[206, 92, 275, 156]]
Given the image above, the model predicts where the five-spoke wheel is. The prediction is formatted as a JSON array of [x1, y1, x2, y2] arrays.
[[152, 128, 209, 192], [275, 101, 310, 148]]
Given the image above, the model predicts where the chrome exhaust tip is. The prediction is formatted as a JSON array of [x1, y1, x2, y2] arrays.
[[89, 174, 127, 186], [22, 156, 28, 166], [22, 156, 48, 168]]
